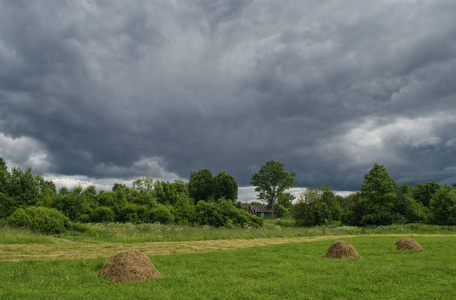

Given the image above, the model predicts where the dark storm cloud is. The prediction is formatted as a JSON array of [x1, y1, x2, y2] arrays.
[[1, 0, 456, 190]]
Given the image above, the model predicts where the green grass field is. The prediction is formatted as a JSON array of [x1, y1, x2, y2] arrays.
[[3, 220, 456, 244], [1, 235, 456, 299]]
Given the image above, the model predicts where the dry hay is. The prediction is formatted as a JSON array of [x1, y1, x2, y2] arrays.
[[324, 240, 360, 259], [395, 238, 422, 250], [98, 249, 162, 282]]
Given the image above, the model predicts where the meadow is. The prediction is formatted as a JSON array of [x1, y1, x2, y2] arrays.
[[1, 221, 456, 299]]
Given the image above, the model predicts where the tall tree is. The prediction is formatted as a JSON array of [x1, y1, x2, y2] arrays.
[[188, 169, 215, 203], [0, 157, 8, 194], [294, 192, 330, 226], [429, 188, 456, 225], [359, 163, 397, 225], [132, 176, 154, 194], [412, 181, 441, 207], [250, 160, 298, 219], [214, 171, 238, 202], [7, 167, 40, 208]]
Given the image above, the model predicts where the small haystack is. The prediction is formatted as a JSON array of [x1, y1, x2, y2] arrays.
[[98, 249, 162, 282], [395, 238, 422, 250], [324, 240, 361, 259]]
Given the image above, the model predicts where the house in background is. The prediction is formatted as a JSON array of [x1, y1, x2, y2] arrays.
[[244, 204, 272, 219]]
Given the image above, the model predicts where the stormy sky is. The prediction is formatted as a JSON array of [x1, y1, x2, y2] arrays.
[[1, 0, 456, 196]]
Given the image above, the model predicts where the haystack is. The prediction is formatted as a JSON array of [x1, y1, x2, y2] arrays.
[[395, 238, 422, 250], [324, 240, 360, 259], [98, 249, 162, 282]]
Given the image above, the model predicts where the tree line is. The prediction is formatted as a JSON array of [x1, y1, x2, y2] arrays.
[[1, 156, 456, 232], [0, 157, 262, 231], [293, 163, 456, 227]]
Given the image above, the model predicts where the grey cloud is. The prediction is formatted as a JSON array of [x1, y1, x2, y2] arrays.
[[1, 0, 456, 191]]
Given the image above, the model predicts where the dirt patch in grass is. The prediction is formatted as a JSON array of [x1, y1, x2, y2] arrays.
[[0, 234, 451, 262]]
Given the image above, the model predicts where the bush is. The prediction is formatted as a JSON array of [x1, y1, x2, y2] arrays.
[[117, 204, 145, 223], [246, 213, 264, 228], [275, 204, 290, 218], [51, 194, 91, 221], [91, 206, 115, 223], [7, 206, 72, 234], [195, 201, 225, 227], [149, 205, 174, 224], [172, 195, 196, 225], [293, 201, 331, 227], [195, 200, 263, 228]]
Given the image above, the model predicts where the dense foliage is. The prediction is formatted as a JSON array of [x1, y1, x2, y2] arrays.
[[1, 156, 455, 230], [293, 163, 453, 227], [293, 186, 341, 226], [0, 157, 260, 231]]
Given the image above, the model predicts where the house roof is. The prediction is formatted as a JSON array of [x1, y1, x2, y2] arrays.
[[249, 204, 271, 213]]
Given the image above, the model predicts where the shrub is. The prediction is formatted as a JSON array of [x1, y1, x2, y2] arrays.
[[275, 204, 289, 218], [293, 201, 331, 227], [117, 204, 143, 223], [172, 195, 196, 225], [51, 194, 91, 221], [246, 212, 264, 228], [149, 205, 174, 224], [195, 200, 263, 228], [7, 206, 72, 234], [91, 206, 115, 223], [195, 201, 225, 227]]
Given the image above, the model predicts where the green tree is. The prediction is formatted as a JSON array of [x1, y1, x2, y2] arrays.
[[172, 194, 196, 225], [395, 183, 425, 223], [172, 180, 189, 195], [51, 185, 92, 222], [412, 181, 441, 207], [149, 204, 174, 224], [132, 176, 154, 194], [91, 206, 115, 223], [277, 192, 294, 210], [340, 192, 363, 226], [154, 181, 179, 205], [6, 167, 40, 208], [0, 157, 8, 194], [82, 185, 98, 207], [274, 204, 289, 218], [250, 160, 298, 219], [320, 185, 341, 221], [429, 188, 456, 225], [131, 192, 157, 208], [0, 193, 15, 219], [58, 187, 70, 196], [358, 163, 397, 226], [214, 171, 238, 202], [293, 188, 331, 226], [188, 169, 215, 203], [35, 176, 57, 207]]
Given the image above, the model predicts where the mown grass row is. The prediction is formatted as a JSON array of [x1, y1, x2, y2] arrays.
[[2, 219, 456, 244], [1, 236, 456, 299]]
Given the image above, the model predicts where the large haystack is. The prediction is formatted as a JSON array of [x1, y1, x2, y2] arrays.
[[98, 249, 162, 282], [395, 238, 422, 250], [324, 240, 360, 259]]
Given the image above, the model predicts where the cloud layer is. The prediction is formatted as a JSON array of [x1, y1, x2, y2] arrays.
[[1, 0, 456, 191]]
